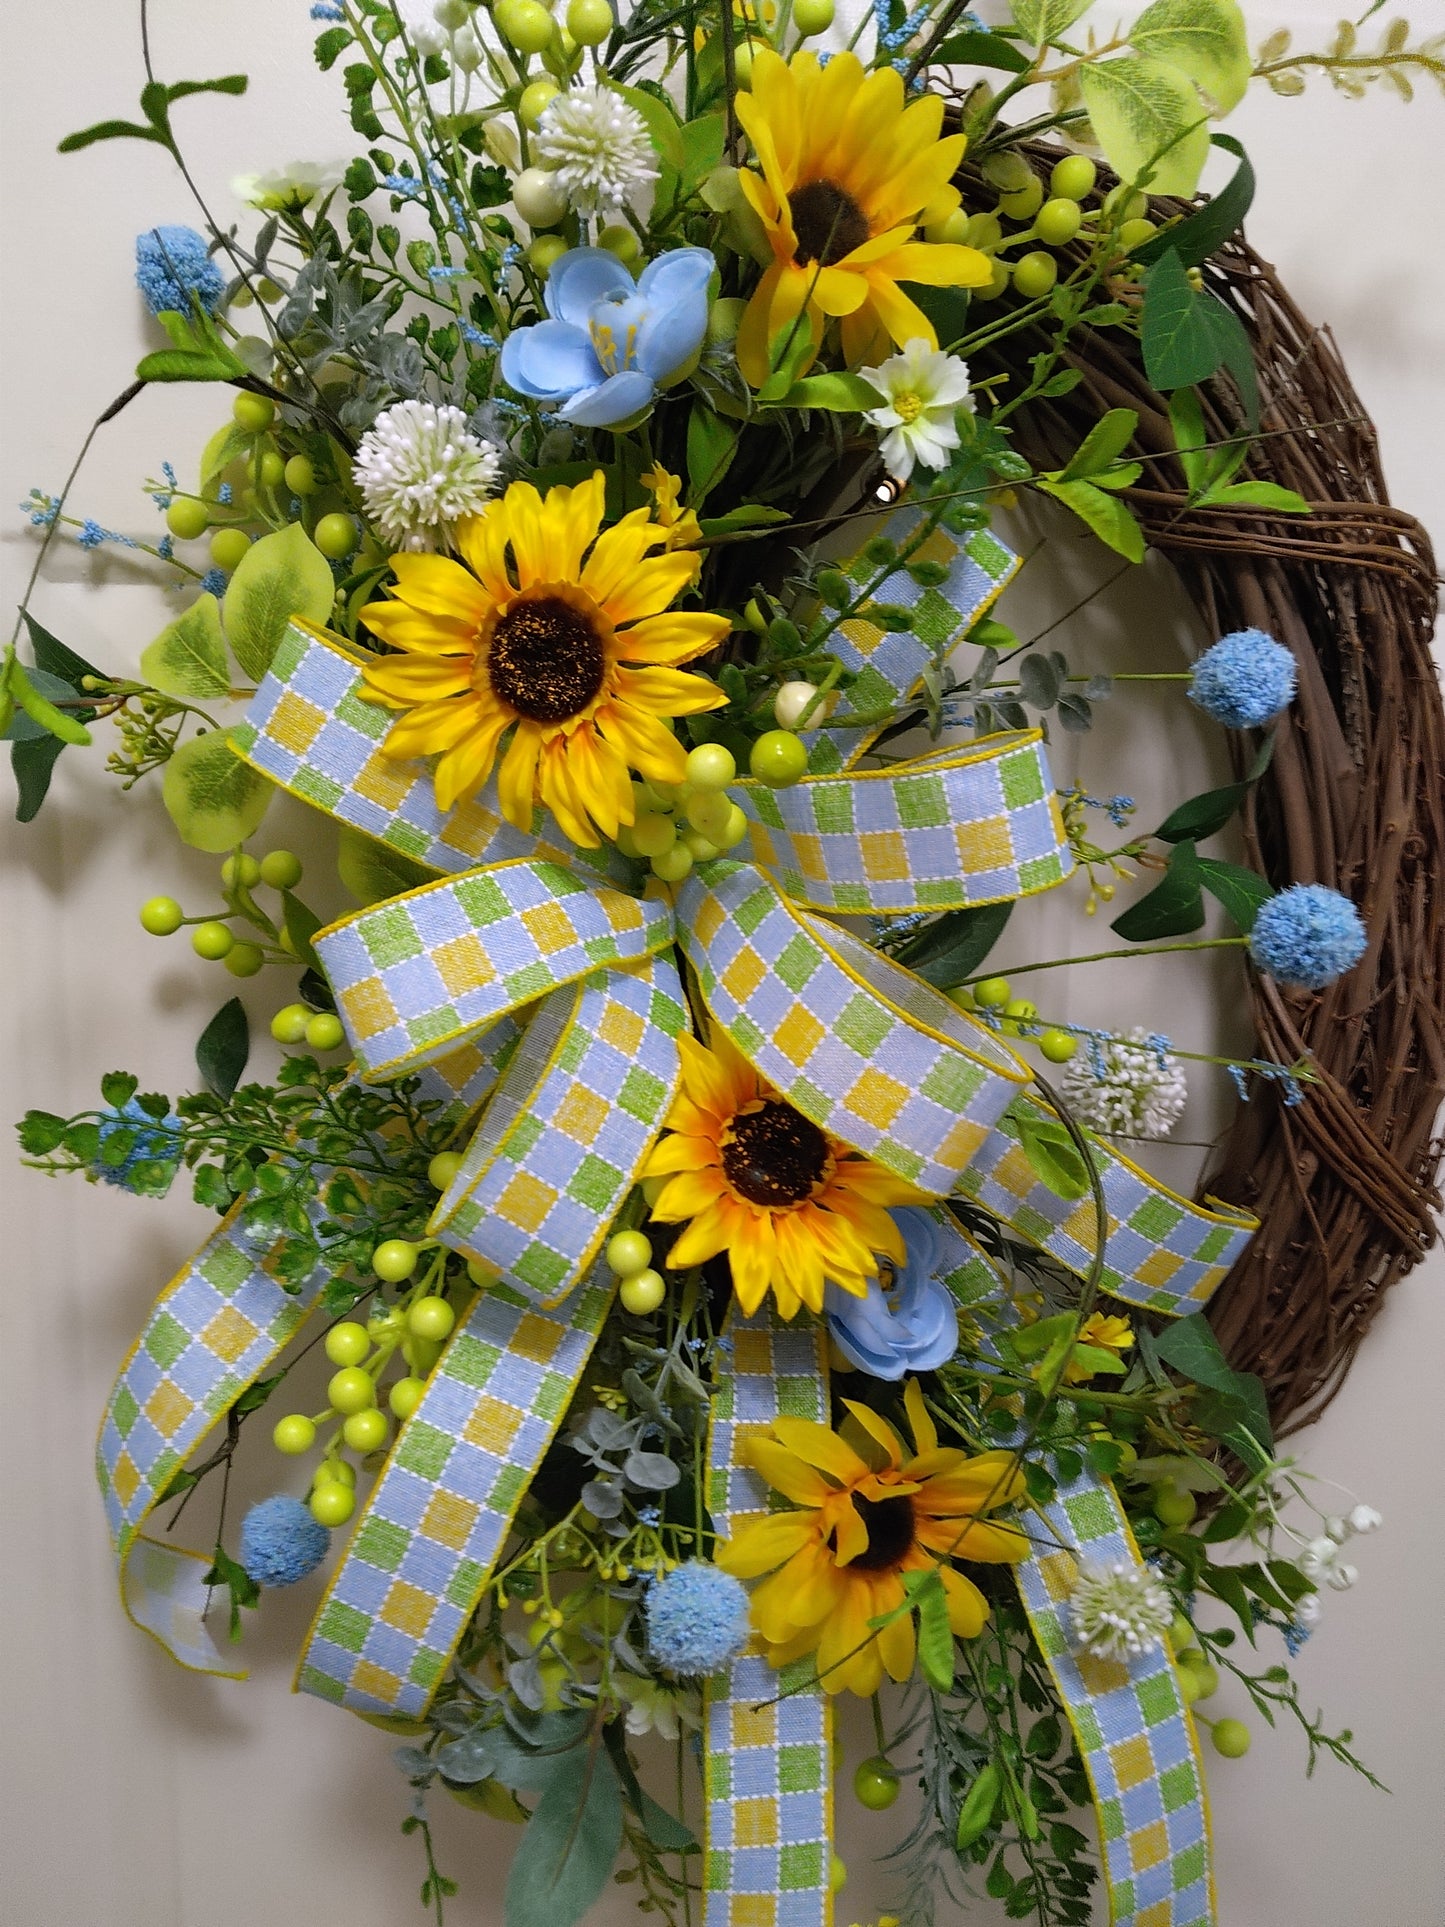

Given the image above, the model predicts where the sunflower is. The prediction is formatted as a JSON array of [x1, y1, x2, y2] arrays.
[[715, 1380, 1029, 1696], [640, 1030, 929, 1318], [733, 49, 992, 388], [358, 471, 728, 845]]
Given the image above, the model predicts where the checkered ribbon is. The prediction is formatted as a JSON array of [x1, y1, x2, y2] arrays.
[[704, 1312, 834, 1927], [931, 1211, 1217, 1927]]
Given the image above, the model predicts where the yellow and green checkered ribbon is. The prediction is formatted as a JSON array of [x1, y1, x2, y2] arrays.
[[931, 1212, 1218, 1927]]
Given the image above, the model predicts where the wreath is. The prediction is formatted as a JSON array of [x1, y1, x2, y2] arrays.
[[9, 5, 1443, 1927]]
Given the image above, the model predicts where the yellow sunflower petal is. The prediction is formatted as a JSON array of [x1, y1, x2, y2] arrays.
[[879, 240, 993, 290], [772, 1416, 873, 1486], [432, 710, 509, 814], [359, 604, 478, 654], [496, 721, 543, 831], [730, 1209, 778, 1313], [839, 1399, 905, 1468], [535, 732, 599, 847], [593, 700, 689, 786], [639, 1132, 718, 1180], [611, 663, 727, 717], [816, 1577, 881, 1696], [456, 503, 514, 605], [940, 1564, 990, 1638], [648, 1166, 729, 1222], [903, 1376, 938, 1456], [871, 1574, 916, 1683], [360, 657, 474, 703], [742, 1435, 837, 1507], [383, 698, 481, 758], [388, 551, 492, 625], [715, 1513, 817, 1580], [917, 1515, 1031, 1564], [665, 1198, 736, 1270], [597, 547, 704, 629], [677, 1029, 755, 1121], [617, 611, 731, 666]]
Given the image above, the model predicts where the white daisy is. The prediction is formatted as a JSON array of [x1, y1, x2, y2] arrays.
[[857, 338, 974, 482], [617, 1675, 701, 1741], [352, 400, 502, 552], [1068, 1559, 1174, 1663], [232, 161, 343, 211], [534, 84, 658, 216], [1062, 1028, 1188, 1140]]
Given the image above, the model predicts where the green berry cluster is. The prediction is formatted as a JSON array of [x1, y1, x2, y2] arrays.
[[945, 151, 1161, 306], [946, 976, 1079, 1063], [615, 743, 750, 883], [139, 846, 317, 985]]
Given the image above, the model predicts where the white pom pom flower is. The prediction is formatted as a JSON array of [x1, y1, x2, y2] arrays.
[[352, 400, 502, 552], [534, 84, 659, 216], [1068, 1559, 1174, 1663], [1062, 1027, 1187, 1139]]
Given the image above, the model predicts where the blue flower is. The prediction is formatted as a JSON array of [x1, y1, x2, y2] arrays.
[[824, 1207, 960, 1380], [645, 1560, 750, 1677], [1249, 883, 1366, 990], [92, 1098, 181, 1193], [500, 247, 715, 428], [1189, 628, 1296, 729], [135, 226, 225, 317], [239, 1495, 331, 1587]]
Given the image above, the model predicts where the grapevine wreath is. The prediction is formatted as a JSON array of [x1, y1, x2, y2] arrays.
[[7, 3, 1444, 1926]]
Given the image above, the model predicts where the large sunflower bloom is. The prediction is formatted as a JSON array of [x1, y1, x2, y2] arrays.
[[640, 1030, 929, 1318], [358, 471, 728, 845], [716, 1380, 1029, 1696], [733, 50, 992, 388]]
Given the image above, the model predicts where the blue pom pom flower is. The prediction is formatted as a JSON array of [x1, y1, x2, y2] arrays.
[[1189, 628, 1296, 728], [824, 1206, 960, 1380], [92, 1097, 181, 1194], [1249, 884, 1366, 990], [239, 1495, 331, 1588], [135, 225, 225, 317], [645, 1560, 750, 1677]]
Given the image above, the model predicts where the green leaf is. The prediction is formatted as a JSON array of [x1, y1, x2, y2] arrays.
[[1057, 408, 1139, 481], [897, 901, 1013, 988], [1152, 1313, 1273, 1462], [614, 83, 684, 171], [1141, 250, 1222, 390], [697, 504, 791, 537], [777, 373, 883, 413], [196, 996, 250, 1100], [140, 594, 231, 698], [1198, 290, 1260, 427], [162, 728, 272, 852], [164, 74, 249, 105], [10, 664, 92, 745], [1153, 779, 1248, 843], [101, 1071, 139, 1107], [1036, 478, 1145, 562], [223, 522, 335, 679], [685, 405, 738, 504], [931, 29, 1030, 71], [11, 734, 65, 820], [19, 1111, 69, 1154], [24, 613, 103, 690], [3, 668, 80, 743], [955, 1762, 1003, 1851], [1110, 839, 1206, 940], [902, 1568, 955, 1691], [1011, 1105, 1092, 1201], [504, 1746, 624, 1927], [1201, 480, 1310, 513], [1010, 0, 1092, 45], [1135, 133, 1256, 268], [59, 117, 168, 154], [1197, 855, 1273, 931], [202, 1541, 260, 1639], [1079, 55, 1211, 197], [1128, 0, 1250, 113], [336, 824, 440, 905], [676, 112, 726, 188], [281, 890, 324, 972]]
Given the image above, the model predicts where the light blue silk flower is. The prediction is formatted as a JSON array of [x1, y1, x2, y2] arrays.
[[824, 1206, 961, 1380], [499, 246, 715, 427]]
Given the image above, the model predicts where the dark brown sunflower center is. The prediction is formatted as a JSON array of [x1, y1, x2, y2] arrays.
[[487, 595, 606, 724], [791, 178, 870, 266], [843, 1492, 916, 1572], [721, 1100, 830, 1207]]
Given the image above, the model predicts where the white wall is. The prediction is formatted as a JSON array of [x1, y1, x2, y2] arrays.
[[2, 5, 1442, 1923]]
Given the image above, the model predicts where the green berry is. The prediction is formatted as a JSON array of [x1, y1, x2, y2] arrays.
[[223, 942, 264, 978], [685, 789, 734, 841], [232, 393, 276, 433], [273, 1413, 316, 1455], [389, 1376, 427, 1421], [944, 984, 975, 1011], [1013, 250, 1058, 299], [606, 1230, 653, 1277], [519, 79, 560, 129], [165, 497, 209, 542], [773, 680, 829, 730], [327, 1366, 376, 1415], [829, 1855, 847, 1895], [1004, 997, 1037, 1023], [650, 843, 694, 883], [325, 1321, 371, 1368], [259, 848, 303, 890], [682, 829, 720, 862], [749, 730, 808, 788], [1038, 1028, 1078, 1063], [977, 259, 1011, 301], [973, 977, 1011, 1008], [372, 1239, 420, 1284], [981, 151, 1033, 194], [1104, 186, 1149, 225], [631, 811, 676, 858], [259, 450, 286, 490], [496, 0, 555, 52], [270, 1002, 312, 1044], [1035, 197, 1083, 247], [139, 896, 184, 936], [309, 1481, 355, 1527], [620, 1269, 666, 1315], [191, 920, 234, 961], [315, 1457, 356, 1488], [221, 853, 262, 889], [921, 207, 970, 246], [408, 1297, 456, 1343], [998, 174, 1044, 221], [686, 743, 736, 790], [1170, 1612, 1195, 1648], [428, 1150, 463, 1191], [715, 803, 749, 851], [1186, 1659, 1219, 1701], [1117, 217, 1158, 258], [852, 1758, 900, 1811], [257, 278, 284, 304], [528, 233, 570, 275], [1177, 1664, 1204, 1705], [305, 1012, 345, 1051], [1050, 154, 1096, 202], [793, 0, 834, 31], [1210, 1718, 1251, 1759], [597, 222, 641, 263], [1153, 1484, 1198, 1529], [566, 0, 614, 42], [513, 168, 568, 229], [965, 212, 1003, 250], [209, 528, 252, 572], [284, 455, 317, 496], [343, 1407, 390, 1453], [314, 512, 358, 560]]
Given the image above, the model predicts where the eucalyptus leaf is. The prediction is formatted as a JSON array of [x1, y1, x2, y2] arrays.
[[162, 728, 271, 851], [1079, 56, 1211, 198], [140, 593, 231, 698], [223, 522, 335, 680], [504, 1745, 623, 1927], [623, 1450, 681, 1491]]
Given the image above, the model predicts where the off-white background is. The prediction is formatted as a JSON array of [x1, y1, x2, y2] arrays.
[[2, 4, 1443, 1922]]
